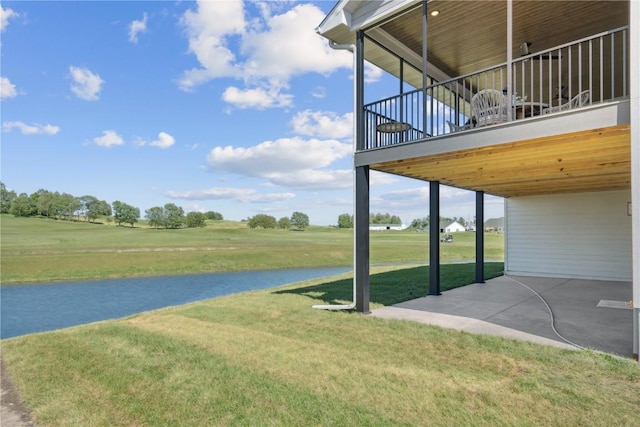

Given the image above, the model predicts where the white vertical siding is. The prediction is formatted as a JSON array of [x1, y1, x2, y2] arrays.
[[505, 190, 632, 281]]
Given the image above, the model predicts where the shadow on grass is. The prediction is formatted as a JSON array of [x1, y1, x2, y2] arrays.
[[274, 262, 504, 307]]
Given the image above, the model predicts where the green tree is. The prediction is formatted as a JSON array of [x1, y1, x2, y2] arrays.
[[337, 213, 353, 228], [36, 190, 55, 218], [185, 211, 207, 228], [247, 214, 277, 229], [163, 203, 184, 229], [205, 211, 223, 220], [370, 213, 402, 225], [112, 200, 139, 227], [59, 193, 80, 220], [87, 199, 111, 222], [290, 211, 310, 231], [410, 216, 429, 229], [9, 193, 36, 217], [0, 182, 16, 214], [145, 206, 165, 228], [278, 216, 291, 229]]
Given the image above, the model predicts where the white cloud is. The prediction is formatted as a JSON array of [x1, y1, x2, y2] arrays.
[[69, 66, 104, 101], [0, 76, 17, 99], [137, 131, 175, 149], [128, 12, 148, 44], [311, 86, 326, 99], [206, 137, 352, 190], [370, 170, 398, 186], [165, 187, 295, 204], [178, 1, 351, 108], [2, 121, 60, 135], [364, 63, 384, 83], [266, 169, 353, 191], [222, 85, 292, 109], [0, 5, 17, 32], [92, 130, 124, 147], [290, 110, 352, 139], [207, 137, 350, 175], [178, 0, 245, 91]]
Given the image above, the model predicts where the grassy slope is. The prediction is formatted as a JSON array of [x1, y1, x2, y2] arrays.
[[2, 268, 638, 426], [1, 215, 504, 284]]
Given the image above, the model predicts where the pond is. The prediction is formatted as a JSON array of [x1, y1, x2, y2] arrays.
[[0, 267, 350, 339]]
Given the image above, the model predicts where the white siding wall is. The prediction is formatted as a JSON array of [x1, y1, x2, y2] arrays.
[[506, 190, 632, 281]]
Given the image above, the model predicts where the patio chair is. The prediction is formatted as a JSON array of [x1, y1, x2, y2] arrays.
[[542, 90, 591, 114], [446, 121, 472, 133], [470, 89, 509, 127]]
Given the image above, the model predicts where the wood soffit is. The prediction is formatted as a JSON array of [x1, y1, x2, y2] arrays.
[[371, 0, 628, 81], [370, 125, 631, 198]]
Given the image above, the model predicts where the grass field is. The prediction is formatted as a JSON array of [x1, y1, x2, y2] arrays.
[[0, 215, 504, 284], [2, 268, 638, 426], [1, 216, 638, 425]]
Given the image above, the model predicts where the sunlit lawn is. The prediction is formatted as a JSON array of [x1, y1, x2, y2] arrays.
[[2, 264, 639, 426]]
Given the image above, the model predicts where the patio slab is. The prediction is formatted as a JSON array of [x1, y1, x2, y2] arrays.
[[371, 275, 633, 358]]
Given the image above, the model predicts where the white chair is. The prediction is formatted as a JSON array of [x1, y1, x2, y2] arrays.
[[470, 89, 509, 127], [447, 121, 472, 133], [542, 90, 591, 114]]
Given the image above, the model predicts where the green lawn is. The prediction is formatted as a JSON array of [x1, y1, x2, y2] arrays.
[[0, 215, 504, 284], [2, 266, 638, 426], [2, 215, 638, 425]]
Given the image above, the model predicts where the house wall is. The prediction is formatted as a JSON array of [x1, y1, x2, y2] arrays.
[[505, 190, 632, 281]]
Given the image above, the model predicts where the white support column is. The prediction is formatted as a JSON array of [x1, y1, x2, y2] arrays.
[[630, 0, 640, 361], [506, 0, 513, 121]]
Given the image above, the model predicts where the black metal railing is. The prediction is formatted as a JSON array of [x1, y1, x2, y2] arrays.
[[362, 26, 629, 151]]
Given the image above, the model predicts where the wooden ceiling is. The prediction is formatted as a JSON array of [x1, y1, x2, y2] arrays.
[[370, 124, 631, 198], [377, 0, 628, 80]]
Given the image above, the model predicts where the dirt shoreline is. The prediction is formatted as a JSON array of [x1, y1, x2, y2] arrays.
[[1, 358, 36, 427]]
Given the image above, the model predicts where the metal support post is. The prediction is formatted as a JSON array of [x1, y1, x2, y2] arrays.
[[476, 191, 485, 283], [429, 181, 441, 295]]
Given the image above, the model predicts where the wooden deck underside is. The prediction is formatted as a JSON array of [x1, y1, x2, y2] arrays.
[[370, 125, 631, 198]]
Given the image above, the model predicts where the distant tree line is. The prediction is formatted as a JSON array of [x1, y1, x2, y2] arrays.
[[247, 211, 310, 231], [336, 212, 402, 229], [1, 182, 223, 229]]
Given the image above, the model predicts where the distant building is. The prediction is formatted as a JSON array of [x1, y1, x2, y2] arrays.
[[369, 224, 407, 231], [439, 221, 466, 233], [484, 217, 505, 232]]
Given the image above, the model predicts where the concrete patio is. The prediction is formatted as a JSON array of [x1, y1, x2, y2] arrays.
[[371, 275, 633, 358]]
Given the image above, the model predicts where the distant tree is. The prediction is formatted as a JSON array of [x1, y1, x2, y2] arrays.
[[112, 200, 139, 227], [370, 213, 402, 225], [145, 206, 165, 229], [77, 195, 97, 221], [163, 203, 184, 229], [247, 214, 277, 229], [87, 199, 111, 222], [205, 211, 223, 220], [59, 193, 80, 220], [278, 216, 291, 230], [9, 193, 35, 217], [290, 211, 310, 231], [36, 190, 55, 218], [410, 216, 429, 229], [457, 217, 467, 227], [0, 182, 16, 214], [185, 211, 207, 228], [337, 213, 353, 228]]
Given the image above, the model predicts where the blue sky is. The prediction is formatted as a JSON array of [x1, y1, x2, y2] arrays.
[[1, 0, 503, 226]]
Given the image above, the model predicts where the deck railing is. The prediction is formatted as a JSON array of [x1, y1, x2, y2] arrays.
[[363, 26, 629, 150]]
